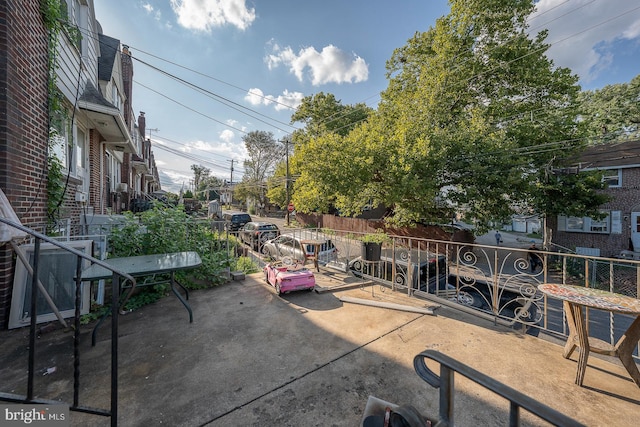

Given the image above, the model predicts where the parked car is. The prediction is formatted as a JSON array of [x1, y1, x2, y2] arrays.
[[261, 232, 338, 265], [349, 249, 449, 293], [263, 261, 316, 294], [222, 212, 252, 232], [239, 222, 280, 250]]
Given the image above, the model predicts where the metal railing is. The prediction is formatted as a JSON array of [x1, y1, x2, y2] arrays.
[[0, 217, 135, 427], [413, 350, 585, 426], [3, 217, 639, 425], [229, 225, 640, 360]]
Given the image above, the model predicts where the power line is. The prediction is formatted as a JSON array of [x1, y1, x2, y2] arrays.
[[76, 6, 640, 193], [132, 55, 298, 134], [152, 135, 246, 171]]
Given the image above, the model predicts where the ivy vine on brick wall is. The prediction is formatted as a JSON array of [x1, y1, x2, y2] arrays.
[[40, 0, 82, 227]]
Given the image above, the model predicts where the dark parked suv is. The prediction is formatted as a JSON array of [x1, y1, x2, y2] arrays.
[[222, 212, 252, 232]]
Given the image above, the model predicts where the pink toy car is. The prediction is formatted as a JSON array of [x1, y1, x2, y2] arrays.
[[263, 261, 316, 295]]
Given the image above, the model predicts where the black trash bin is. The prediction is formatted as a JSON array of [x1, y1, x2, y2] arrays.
[[361, 242, 382, 261]]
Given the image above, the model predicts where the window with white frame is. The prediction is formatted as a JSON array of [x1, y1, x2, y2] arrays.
[[77, 0, 88, 57], [49, 110, 89, 187], [602, 168, 621, 187], [59, 0, 88, 55], [558, 211, 612, 234], [75, 127, 89, 193], [111, 78, 122, 111], [49, 114, 69, 168], [107, 152, 122, 192], [76, 127, 86, 171]]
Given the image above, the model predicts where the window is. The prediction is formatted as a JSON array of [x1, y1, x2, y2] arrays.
[[50, 115, 69, 168], [566, 216, 584, 232], [59, 0, 69, 20], [65, 0, 89, 55], [107, 152, 122, 191], [602, 169, 621, 187], [49, 112, 88, 187], [8, 241, 93, 329], [76, 127, 86, 170], [559, 211, 611, 234], [111, 78, 122, 111]]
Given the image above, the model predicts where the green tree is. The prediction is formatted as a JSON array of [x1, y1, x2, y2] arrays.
[[579, 74, 640, 142], [290, 92, 372, 142], [198, 175, 224, 201], [266, 135, 294, 208], [190, 164, 210, 198], [287, 93, 373, 213], [241, 130, 283, 210], [291, 0, 608, 233], [376, 0, 590, 228]]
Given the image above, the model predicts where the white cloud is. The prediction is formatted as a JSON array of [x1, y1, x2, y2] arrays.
[[529, 0, 640, 83], [244, 88, 266, 106], [142, 3, 153, 13], [169, 0, 256, 32], [265, 43, 369, 86], [220, 129, 234, 143], [245, 88, 304, 111]]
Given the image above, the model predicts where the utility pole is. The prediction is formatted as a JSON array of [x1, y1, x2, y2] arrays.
[[227, 159, 234, 209], [285, 139, 290, 226], [148, 128, 159, 140]]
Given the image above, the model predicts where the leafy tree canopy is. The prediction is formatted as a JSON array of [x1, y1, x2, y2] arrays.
[[290, 92, 373, 143], [266, 135, 294, 208], [240, 130, 283, 208], [286, 94, 373, 212], [290, 0, 608, 232], [190, 164, 209, 190], [579, 74, 640, 142], [190, 164, 224, 201]]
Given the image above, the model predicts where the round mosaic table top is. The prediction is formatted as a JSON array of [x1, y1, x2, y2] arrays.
[[538, 283, 640, 315]]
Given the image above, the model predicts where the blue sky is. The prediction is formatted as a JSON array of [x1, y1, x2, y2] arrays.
[[93, 0, 640, 193]]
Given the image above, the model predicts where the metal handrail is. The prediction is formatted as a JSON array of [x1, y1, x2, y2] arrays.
[[0, 216, 135, 427], [413, 350, 585, 427]]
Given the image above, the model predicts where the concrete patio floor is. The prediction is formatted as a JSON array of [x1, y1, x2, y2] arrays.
[[1, 270, 639, 426]]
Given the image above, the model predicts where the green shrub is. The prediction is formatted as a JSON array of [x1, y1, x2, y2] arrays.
[[108, 203, 234, 290], [234, 256, 259, 274]]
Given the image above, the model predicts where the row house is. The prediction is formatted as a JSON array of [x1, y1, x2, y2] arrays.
[[95, 34, 160, 215], [550, 139, 640, 258], [0, 0, 160, 329]]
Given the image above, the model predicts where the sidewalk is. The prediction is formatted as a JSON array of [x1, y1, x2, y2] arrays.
[[475, 230, 542, 249]]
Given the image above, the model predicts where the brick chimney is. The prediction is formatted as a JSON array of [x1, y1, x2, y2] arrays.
[[138, 111, 146, 139], [121, 44, 134, 126]]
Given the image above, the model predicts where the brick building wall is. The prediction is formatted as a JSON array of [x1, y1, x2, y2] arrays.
[[552, 168, 640, 257], [88, 129, 102, 212], [121, 47, 134, 211], [0, 0, 50, 328]]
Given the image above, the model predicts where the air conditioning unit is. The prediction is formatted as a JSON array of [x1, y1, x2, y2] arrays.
[[75, 192, 87, 203], [115, 183, 128, 193]]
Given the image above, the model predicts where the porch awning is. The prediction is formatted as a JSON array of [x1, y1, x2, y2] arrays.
[[132, 155, 150, 174], [78, 82, 136, 153]]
